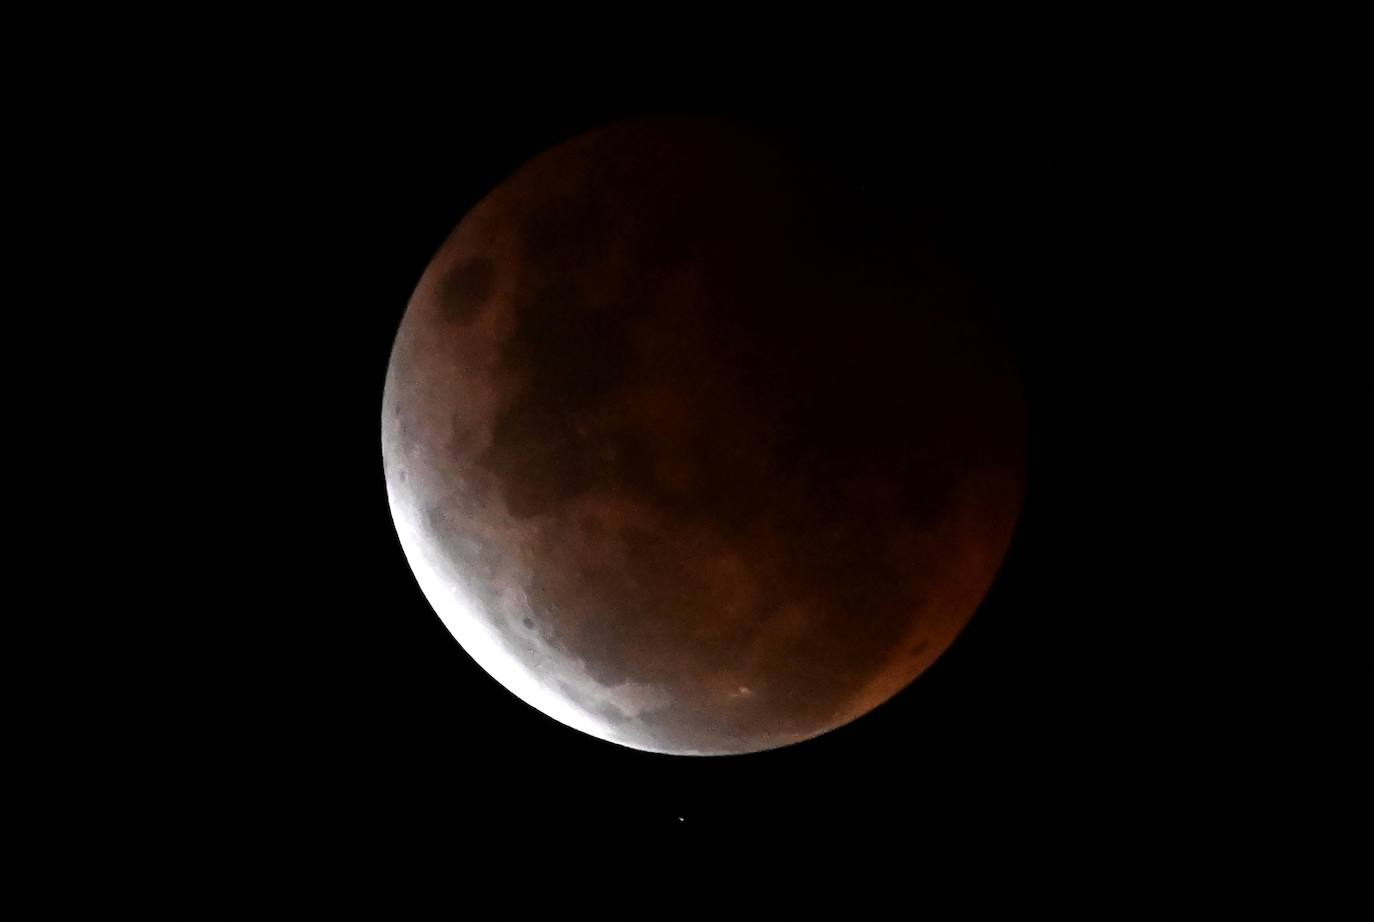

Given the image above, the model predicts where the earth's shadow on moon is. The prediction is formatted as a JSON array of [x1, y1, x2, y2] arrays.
[[382, 117, 1028, 755]]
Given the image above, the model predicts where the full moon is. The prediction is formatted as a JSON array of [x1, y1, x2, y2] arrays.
[[382, 119, 1026, 755]]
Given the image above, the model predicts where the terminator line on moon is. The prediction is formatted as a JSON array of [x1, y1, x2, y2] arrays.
[[382, 119, 1026, 755]]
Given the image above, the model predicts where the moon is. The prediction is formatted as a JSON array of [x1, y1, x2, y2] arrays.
[[382, 119, 1026, 755]]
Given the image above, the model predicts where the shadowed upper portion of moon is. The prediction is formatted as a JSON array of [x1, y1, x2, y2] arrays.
[[382, 118, 1026, 754]]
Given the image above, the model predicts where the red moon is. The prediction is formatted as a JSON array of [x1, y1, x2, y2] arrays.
[[382, 119, 1026, 754]]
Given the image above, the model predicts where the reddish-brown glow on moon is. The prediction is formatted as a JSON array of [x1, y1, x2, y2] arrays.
[[382, 119, 1026, 754]]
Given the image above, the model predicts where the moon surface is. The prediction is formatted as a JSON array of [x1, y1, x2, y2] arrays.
[[382, 119, 1026, 755]]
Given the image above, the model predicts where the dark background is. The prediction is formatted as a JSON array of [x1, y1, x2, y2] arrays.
[[76, 32, 1277, 898]]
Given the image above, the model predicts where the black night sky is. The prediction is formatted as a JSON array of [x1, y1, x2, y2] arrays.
[[89, 31, 1279, 904]]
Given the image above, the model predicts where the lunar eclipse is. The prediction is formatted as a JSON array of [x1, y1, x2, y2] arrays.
[[382, 118, 1027, 754]]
